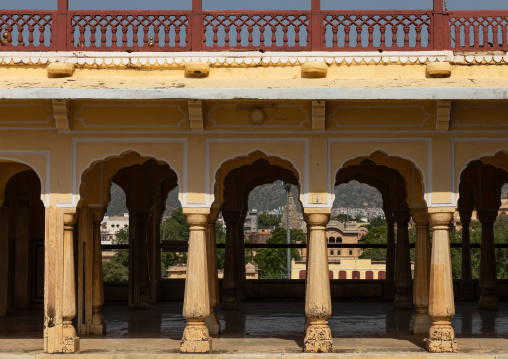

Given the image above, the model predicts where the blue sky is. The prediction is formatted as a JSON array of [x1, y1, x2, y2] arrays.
[[3, 0, 507, 10]]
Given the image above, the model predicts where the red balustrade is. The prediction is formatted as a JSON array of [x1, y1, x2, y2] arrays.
[[446, 11, 508, 50], [0, 11, 55, 50], [322, 11, 432, 51], [202, 11, 310, 51], [0, 2, 506, 52], [69, 11, 190, 51]]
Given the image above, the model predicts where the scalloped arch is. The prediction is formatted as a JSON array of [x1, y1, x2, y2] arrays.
[[78, 149, 179, 208], [335, 149, 427, 207], [212, 150, 303, 210]]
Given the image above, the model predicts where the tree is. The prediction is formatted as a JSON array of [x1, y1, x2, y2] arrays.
[[331, 214, 348, 222], [160, 208, 189, 242], [160, 208, 190, 275], [102, 227, 129, 282], [258, 212, 281, 228], [358, 225, 387, 261], [368, 216, 386, 229], [253, 227, 302, 279]]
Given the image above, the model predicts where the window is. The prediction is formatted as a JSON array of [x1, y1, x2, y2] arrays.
[[330, 250, 334, 256], [366, 271, 374, 279], [352, 271, 360, 279], [338, 250, 341, 255], [339, 271, 347, 279], [349, 250, 353, 255], [337, 237, 343, 243], [378, 271, 386, 280], [329, 236, 335, 243]]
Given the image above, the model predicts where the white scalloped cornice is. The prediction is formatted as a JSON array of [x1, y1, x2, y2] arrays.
[[0, 51, 507, 67]]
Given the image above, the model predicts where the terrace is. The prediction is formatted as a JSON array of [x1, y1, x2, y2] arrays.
[[0, 0, 507, 52]]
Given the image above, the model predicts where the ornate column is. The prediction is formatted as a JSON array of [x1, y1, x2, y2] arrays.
[[205, 208, 221, 335], [303, 209, 333, 353], [427, 208, 456, 353], [128, 208, 151, 309], [394, 209, 413, 309], [91, 210, 106, 335], [411, 208, 432, 334], [180, 208, 211, 353], [304, 222, 310, 334], [222, 209, 241, 309], [385, 210, 396, 299], [478, 209, 498, 309], [62, 212, 80, 352]]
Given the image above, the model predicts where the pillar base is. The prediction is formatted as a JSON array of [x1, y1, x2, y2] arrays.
[[180, 323, 212, 353], [303, 324, 333, 353], [62, 323, 80, 353], [205, 312, 221, 335], [412, 312, 432, 335], [394, 294, 413, 310], [304, 316, 310, 334], [221, 296, 241, 310], [479, 294, 499, 310], [427, 323, 457, 353]]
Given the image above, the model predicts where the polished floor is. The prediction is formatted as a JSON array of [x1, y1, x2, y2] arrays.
[[0, 301, 507, 355]]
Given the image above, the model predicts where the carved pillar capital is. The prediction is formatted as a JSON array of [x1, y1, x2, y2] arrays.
[[303, 208, 331, 228], [411, 207, 429, 226], [428, 207, 454, 229]]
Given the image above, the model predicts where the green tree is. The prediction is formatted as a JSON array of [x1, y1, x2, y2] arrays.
[[102, 227, 129, 282], [160, 208, 189, 242], [253, 227, 302, 279], [258, 213, 281, 228], [331, 214, 348, 222], [368, 216, 387, 229], [358, 225, 387, 261], [216, 222, 226, 269]]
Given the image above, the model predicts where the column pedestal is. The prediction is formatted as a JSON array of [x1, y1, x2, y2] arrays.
[[427, 208, 456, 353], [303, 209, 333, 353]]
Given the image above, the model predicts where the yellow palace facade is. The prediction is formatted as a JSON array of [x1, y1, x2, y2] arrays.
[[2, 0, 508, 355]]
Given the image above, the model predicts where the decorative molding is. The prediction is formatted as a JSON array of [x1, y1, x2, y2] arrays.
[[52, 99, 71, 133], [435, 100, 452, 131], [188, 100, 204, 131], [312, 100, 326, 131], [2, 51, 506, 68]]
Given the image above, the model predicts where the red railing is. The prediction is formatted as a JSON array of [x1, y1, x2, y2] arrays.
[[0, 1, 507, 52]]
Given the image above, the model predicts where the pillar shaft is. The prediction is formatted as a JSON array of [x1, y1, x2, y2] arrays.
[[128, 209, 150, 309], [222, 210, 241, 309], [0, 207, 9, 316], [411, 209, 432, 334], [181, 208, 211, 353], [427, 208, 456, 353], [479, 210, 498, 309], [91, 210, 106, 335], [14, 192, 30, 310], [303, 209, 333, 353], [394, 210, 413, 309], [385, 214, 395, 298], [460, 217, 474, 300], [205, 209, 221, 335]]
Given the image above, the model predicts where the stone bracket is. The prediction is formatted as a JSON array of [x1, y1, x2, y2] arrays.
[[435, 100, 451, 131], [53, 99, 71, 133], [312, 100, 325, 131], [188, 100, 204, 131]]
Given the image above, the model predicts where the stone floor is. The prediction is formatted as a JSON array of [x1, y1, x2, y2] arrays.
[[0, 301, 507, 358]]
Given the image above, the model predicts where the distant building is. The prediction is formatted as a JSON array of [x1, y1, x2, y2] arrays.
[[280, 191, 304, 231], [101, 213, 129, 245], [166, 261, 259, 279], [244, 209, 258, 233]]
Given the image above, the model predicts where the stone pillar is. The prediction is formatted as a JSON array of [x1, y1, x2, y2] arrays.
[[62, 212, 80, 352], [180, 208, 211, 353], [478, 210, 498, 309], [222, 210, 241, 309], [394, 209, 413, 309], [303, 209, 333, 353], [303, 222, 310, 334], [237, 212, 247, 301], [427, 208, 456, 353], [0, 207, 9, 316], [460, 215, 474, 300], [91, 210, 106, 335], [128, 209, 151, 309], [385, 212, 396, 299], [411, 208, 432, 334], [15, 190, 30, 310], [205, 209, 221, 335]]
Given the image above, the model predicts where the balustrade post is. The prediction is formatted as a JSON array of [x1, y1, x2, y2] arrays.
[[433, 0, 446, 50], [191, 0, 203, 51], [311, 0, 322, 51], [56, 0, 69, 51]]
